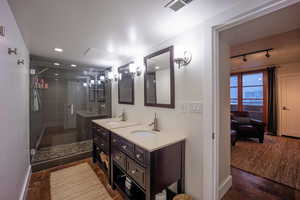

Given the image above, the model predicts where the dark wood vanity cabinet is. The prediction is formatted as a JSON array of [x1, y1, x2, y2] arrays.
[[111, 133, 185, 200], [92, 124, 111, 182], [92, 123, 185, 200]]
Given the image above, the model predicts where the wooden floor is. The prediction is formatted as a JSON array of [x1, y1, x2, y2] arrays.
[[27, 158, 300, 200], [27, 158, 123, 200], [223, 167, 300, 200]]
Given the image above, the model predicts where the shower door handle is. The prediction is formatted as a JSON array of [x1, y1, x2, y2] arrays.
[[67, 104, 74, 115]]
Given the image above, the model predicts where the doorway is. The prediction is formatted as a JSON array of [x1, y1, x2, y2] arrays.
[[212, 1, 300, 199]]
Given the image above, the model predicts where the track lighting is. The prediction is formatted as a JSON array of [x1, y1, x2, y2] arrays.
[[231, 48, 273, 62]]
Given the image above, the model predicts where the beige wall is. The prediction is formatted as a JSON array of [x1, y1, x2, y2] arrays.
[[231, 28, 300, 73]]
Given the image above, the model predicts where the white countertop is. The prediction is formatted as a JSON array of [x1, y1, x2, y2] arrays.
[[92, 118, 140, 129], [92, 118, 186, 152]]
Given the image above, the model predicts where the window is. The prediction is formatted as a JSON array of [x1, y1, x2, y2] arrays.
[[230, 71, 266, 121], [230, 75, 238, 111]]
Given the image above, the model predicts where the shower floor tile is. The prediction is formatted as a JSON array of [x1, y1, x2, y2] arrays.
[[32, 140, 92, 163]]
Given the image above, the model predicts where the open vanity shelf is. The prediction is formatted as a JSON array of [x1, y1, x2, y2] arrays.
[[92, 121, 185, 200]]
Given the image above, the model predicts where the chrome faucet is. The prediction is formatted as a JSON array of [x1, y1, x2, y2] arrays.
[[149, 112, 159, 131], [118, 109, 126, 121]]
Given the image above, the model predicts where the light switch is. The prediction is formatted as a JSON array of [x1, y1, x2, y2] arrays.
[[0, 25, 5, 37], [180, 101, 203, 113]]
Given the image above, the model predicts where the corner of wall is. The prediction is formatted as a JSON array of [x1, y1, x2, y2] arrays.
[[18, 165, 32, 200]]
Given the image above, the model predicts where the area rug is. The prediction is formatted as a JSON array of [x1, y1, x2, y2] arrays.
[[231, 135, 300, 190], [50, 163, 113, 200]]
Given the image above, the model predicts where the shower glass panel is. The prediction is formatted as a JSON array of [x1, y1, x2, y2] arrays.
[[29, 59, 111, 166]]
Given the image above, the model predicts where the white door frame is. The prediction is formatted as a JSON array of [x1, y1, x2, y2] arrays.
[[211, 0, 300, 199]]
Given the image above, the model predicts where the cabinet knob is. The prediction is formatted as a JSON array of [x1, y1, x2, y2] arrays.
[[131, 170, 136, 174], [136, 154, 141, 159], [101, 143, 104, 146], [122, 145, 127, 150], [115, 156, 120, 160], [113, 139, 117, 143]]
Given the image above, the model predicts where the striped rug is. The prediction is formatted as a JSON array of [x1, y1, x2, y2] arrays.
[[50, 163, 113, 200], [231, 135, 300, 190]]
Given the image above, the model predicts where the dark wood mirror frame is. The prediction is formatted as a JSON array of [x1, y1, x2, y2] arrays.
[[144, 46, 175, 108], [118, 62, 135, 105]]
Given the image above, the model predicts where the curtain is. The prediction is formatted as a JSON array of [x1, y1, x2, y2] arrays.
[[267, 67, 277, 135]]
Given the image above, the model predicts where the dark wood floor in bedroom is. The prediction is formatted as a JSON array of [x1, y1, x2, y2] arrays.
[[222, 167, 300, 200]]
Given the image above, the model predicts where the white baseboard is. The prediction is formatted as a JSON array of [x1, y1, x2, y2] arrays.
[[218, 175, 232, 199], [19, 165, 32, 200]]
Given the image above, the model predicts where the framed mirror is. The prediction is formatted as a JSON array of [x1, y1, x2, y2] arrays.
[[144, 46, 175, 108], [118, 63, 134, 104]]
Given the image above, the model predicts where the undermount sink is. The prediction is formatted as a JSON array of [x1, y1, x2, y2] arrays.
[[106, 121, 121, 126], [131, 130, 157, 138]]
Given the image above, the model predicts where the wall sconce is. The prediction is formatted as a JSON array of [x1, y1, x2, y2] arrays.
[[17, 59, 25, 65], [8, 48, 17, 55], [107, 71, 114, 80], [129, 63, 143, 77], [174, 46, 192, 69], [0, 25, 5, 37]]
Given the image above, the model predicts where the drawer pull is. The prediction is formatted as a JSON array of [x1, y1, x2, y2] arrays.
[[136, 154, 141, 159], [122, 145, 127, 150]]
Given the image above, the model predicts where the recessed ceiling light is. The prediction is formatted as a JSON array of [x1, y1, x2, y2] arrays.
[[54, 48, 63, 52], [53, 62, 60, 66], [71, 64, 77, 67]]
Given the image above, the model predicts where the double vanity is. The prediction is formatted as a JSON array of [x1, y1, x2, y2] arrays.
[[91, 118, 186, 200]]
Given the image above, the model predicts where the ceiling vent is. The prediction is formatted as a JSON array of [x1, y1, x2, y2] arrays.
[[164, 0, 193, 12]]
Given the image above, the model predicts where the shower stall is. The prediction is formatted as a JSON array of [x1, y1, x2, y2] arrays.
[[29, 57, 111, 171]]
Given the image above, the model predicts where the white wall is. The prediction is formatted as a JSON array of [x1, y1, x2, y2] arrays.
[[0, 0, 30, 199], [218, 39, 232, 198]]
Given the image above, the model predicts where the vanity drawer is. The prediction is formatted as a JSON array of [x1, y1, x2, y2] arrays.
[[94, 126, 110, 141], [111, 134, 121, 146], [112, 150, 127, 171], [134, 146, 147, 165], [127, 158, 146, 189], [94, 136, 109, 154], [119, 139, 134, 157]]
